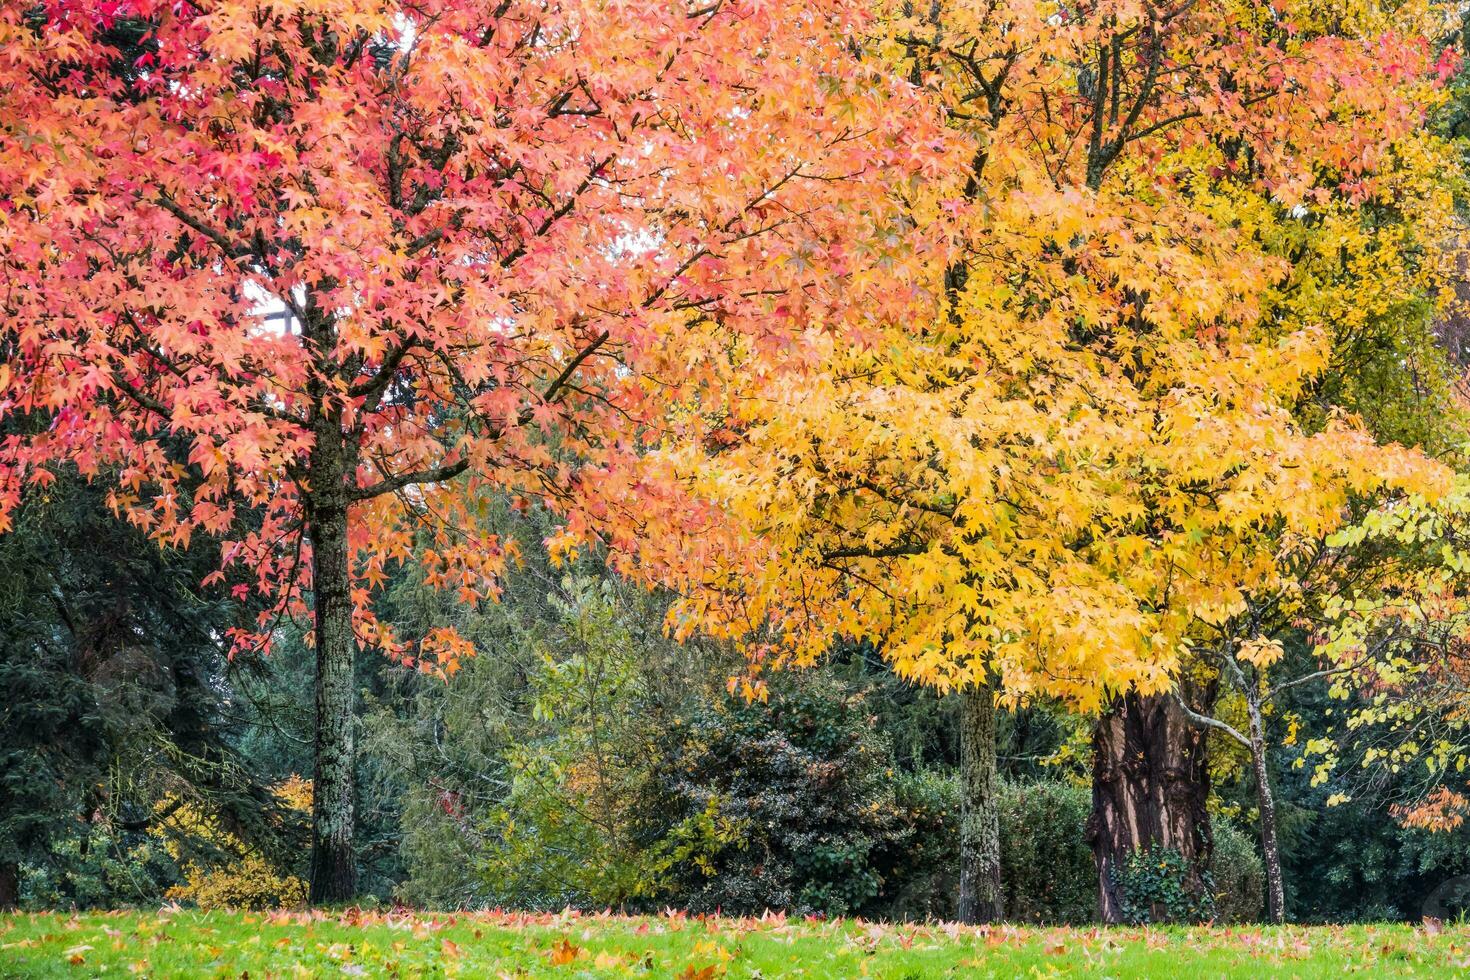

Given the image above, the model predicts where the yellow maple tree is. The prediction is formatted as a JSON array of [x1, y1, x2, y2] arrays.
[[617, 0, 1464, 922]]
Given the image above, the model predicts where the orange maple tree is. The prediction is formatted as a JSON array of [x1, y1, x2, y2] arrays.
[[0, 0, 939, 899]]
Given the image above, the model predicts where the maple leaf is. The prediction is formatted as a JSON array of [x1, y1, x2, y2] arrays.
[[547, 936, 580, 966]]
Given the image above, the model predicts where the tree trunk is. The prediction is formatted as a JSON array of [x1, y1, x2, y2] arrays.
[[1247, 701, 1285, 923], [306, 430, 358, 904], [956, 680, 1001, 924], [1088, 688, 1214, 923], [0, 860, 18, 911]]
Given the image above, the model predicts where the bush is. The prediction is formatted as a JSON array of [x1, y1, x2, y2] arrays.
[[159, 777, 311, 910], [872, 771, 960, 921], [645, 676, 914, 918], [1209, 820, 1265, 924], [1110, 845, 1215, 925], [20, 825, 178, 910], [998, 779, 1097, 925], [1102, 823, 1264, 925], [167, 853, 308, 910]]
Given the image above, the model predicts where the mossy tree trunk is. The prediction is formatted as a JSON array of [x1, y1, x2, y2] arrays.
[[305, 347, 358, 904], [307, 491, 357, 904], [957, 679, 1002, 924]]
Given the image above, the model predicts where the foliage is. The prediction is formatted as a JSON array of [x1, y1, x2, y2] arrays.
[[1275, 755, 1470, 923], [635, 0, 1460, 717], [0, 469, 293, 906], [0, 635, 105, 900], [0, 0, 936, 669], [236, 623, 408, 901], [1210, 822, 1266, 926], [362, 555, 724, 911], [1111, 846, 1217, 926], [159, 777, 311, 911], [996, 780, 1097, 926], [641, 675, 924, 919], [19, 827, 178, 912], [1312, 478, 1470, 828], [165, 853, 306, 912], [363, 534, 965, 919]]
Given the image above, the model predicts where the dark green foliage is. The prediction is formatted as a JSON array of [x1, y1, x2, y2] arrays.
[[1278, 774, 1470, 923], [998, 778, 1260, 925], [357, 504, 681, 909], [0, 646, 106, 906], [1111, 846, 1216, 925], [997, 780, 1097, 925], [876, 772, 960, 921], [1204, 629, 1470, 924], [0, 472, 300, 909], [19, 825, 180, 910], [644, 675, 923, 918], [1210, 821, 1265, 924]]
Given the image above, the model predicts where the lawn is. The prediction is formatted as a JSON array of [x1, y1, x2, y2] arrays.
[[0, 908, 1464, 978]]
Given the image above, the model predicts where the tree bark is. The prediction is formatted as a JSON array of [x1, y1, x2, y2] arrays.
[[306, 420, 358, 904], [956, 680, 1002, 924], [1088, 688, 1214, 923], [1246, 699, 1285, 923], [0, 860, 18, 912]]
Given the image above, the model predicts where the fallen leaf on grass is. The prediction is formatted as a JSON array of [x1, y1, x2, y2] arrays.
[[548, 936, 580, 966]]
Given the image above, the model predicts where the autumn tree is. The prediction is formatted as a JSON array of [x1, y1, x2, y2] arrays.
[[627, 0, 1462, 922], [0, 0, 937, 901], [1164, 198, 1469, 923], [1310, 479, 1470, 838], [1169, 541, 1384, 923]]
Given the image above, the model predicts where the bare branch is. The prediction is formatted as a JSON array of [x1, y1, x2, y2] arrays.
[[1174, 691, 1251, 748]]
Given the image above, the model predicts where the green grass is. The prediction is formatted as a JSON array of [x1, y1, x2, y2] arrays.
[[1, 909, 1467, 978]]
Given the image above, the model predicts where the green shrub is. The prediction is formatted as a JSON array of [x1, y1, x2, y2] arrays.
[[873, 771, 960, 921], [644, 676, 914, 918], [20, 825, 178, 910], [1209, 820, 1265, 924], [1111, 845, 1215, 925], [998, 779, 1097, 925]]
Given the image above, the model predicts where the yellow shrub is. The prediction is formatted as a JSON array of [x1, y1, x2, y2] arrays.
[[166, 853, 308, 910], [156, 776, 311, 910]]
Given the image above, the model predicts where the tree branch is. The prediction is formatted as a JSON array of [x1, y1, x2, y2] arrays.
[[351, 458, 469, 501], [537, 331, 611, 409], [347, 341, 416, 400], [1173, 691, 1251, 748], [155, 193, 253, 260], [821, 541, 929, 562]]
